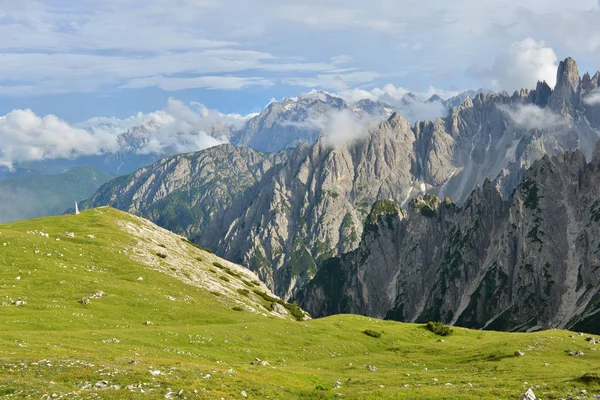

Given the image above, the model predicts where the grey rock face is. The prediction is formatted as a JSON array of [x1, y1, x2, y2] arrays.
[[82, 58, 600, 303], [230, 92, 395, 153], [81, 145, 284, 239], [301, 144, 600, 334], [201, 59, 600, 300]]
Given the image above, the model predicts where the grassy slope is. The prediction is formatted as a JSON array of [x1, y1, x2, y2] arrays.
[[0, 209, 599, 399], [0, 167, 115, 223]]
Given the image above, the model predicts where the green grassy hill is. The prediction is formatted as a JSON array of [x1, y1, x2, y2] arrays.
[[0, 166, 115, 223], [0, 208, 599, 399]]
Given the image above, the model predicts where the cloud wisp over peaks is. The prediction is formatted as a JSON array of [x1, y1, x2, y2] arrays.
[[0, 99, 251, 170]]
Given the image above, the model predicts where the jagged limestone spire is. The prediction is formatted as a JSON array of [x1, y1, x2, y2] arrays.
[[75, 201, 80, 215]]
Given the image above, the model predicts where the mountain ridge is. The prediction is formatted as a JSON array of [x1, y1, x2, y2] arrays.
[[300, 142, 600, 334], [81, 57, 600, 302]]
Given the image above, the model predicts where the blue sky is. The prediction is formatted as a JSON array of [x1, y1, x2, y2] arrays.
[[1, 0, 599, 121], [0, 0, 600, 169]]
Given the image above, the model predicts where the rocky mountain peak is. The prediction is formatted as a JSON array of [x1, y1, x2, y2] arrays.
[[591, 140, 600, 165], [549, 57, 581, 113], [557, 57, 580, 89], [532, 81, 552, 106]]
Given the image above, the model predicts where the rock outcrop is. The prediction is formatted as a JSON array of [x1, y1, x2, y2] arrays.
[[81, 145, 285, 239], [300, 144, 600, 334]]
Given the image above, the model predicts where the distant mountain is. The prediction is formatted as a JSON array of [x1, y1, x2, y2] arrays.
[[80, 145, 287, 239], [82, 57, 600, 301], [300, 144, 600, 334], [1, 89, 469, 180], [227, 90, 479, 153], [229, 91, 395, 152], [0, 166, 115, 222]]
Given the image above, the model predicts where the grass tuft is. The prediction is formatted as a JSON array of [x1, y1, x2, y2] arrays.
[[363, 329, 382, 338]]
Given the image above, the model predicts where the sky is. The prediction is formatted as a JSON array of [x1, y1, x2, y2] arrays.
[[0, 0, 599, 167]]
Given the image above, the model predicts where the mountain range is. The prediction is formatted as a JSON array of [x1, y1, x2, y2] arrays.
[[301, 144, 600, 334], [81, 58, 600, 312]]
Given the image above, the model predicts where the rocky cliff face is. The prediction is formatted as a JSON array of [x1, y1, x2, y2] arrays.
[[200, 58, 600, 299], [83, 58, 600, 302], [230, 91, 395, 152], [80, 145, 285, 239], [300, 144, 600, 334]]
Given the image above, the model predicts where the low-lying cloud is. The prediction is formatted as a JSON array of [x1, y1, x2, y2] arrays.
[[0, 109, 119, 170], [497, 103, 570, 131], [583, 88, 600, 106], [338, 84, 461, 122], [0, 99, 253, 170], [282, 109, 378, 147]]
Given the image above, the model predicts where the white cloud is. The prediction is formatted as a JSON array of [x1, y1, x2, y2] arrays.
[[282, 71, 380, 91], [320, 109, 377, 146], [133, 99, 229, 155], [337, 84, 463, 122], [0, 0, 599, 113], [0, 109, 119, 169], [0, 98, 256, 168], [471, 38, 558, 92], [497, 103, 570, 131], [583, 88, 600, 106], [121, 76, 274, 91], [276, 107, 377, 147]]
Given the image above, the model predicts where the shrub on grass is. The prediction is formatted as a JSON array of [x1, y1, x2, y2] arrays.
[[237, 288, 250, 297], [363, 329, 382, 338], [576, 373, 600, 384], [242, 279, 254, 288], [285, 302, 305, 321], [181, 237, 213, 253], [224, 268, 241, 278], [213, 262, 225, 269], [252, 290, 306, 320], [156, 252, 167, 259], [232, 306, 244, 312], [219, 276, 230, 282], [251, 280, 261, 286], [210, 291, 221, 297], [426, 321, 453, 336]]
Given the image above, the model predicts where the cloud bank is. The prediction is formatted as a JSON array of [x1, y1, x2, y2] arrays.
[[0, 99, 253, 169], [583, 89, 600, 106], [0, 109, 119, 169], [338, 84, 462, 122], [497, 103, 570, 131]]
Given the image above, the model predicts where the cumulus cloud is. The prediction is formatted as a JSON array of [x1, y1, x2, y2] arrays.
[[0, 109, 119, 170], [0, 99, 254, 169], [320, 109, 377, 146], [280, 108, 378, 147], [583, 88, 600, 106], [131, 99, 232, 155], [497, 103, 570, 131], [471, 38, 558, 92]]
